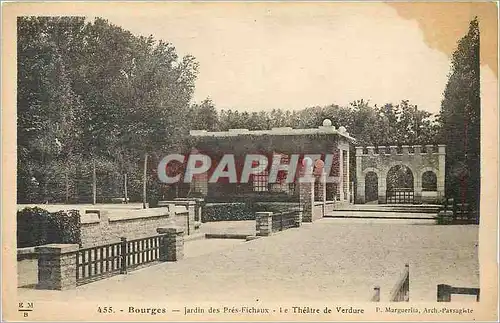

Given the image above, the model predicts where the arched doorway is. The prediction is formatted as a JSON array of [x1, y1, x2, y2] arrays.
[[386, 165, 414, 204], [365, 172, 378, 203]]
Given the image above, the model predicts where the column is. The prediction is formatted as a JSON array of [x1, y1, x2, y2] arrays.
[[414, 172, 422, 204], [292, 207, 303, 227], [378, 172, 386, 204], [345, 149, 350, 202], [355, 147, 365, 204], [255, 212, 273, 236], [338, 149, 344, 200], [299, 180, 314, 222], [316, 172, 327, 216], [35, 244, 79, 290], [173, 201, 196, 235], [157, 227, 184, 261]]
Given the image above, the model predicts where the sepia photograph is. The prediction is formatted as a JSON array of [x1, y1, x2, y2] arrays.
[[2, 1, 498, 321]]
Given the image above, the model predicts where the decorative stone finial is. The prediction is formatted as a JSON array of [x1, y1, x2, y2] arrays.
[[338, 126, 346, 133], [322, 119, 332, 127]]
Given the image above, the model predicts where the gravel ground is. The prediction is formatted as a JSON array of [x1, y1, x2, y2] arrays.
[[199, 221, 256, 236], [18, 218, 478, 303]]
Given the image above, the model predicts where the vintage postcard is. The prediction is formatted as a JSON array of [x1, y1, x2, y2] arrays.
[[2, 1, 498, 321]]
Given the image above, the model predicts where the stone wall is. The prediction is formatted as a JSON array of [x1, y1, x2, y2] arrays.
[[80, 206, 189, 248], [17, 247, 38, 287]]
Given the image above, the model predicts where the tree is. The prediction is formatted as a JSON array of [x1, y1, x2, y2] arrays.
[[17, 17, 199, 203], [439, 17, 480, 211], [17, 17, 85, 202], [190, 98, 219, 131]]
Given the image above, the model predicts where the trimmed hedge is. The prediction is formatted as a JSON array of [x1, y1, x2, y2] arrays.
[[201, 202, 300, 222], [202, 203, 254, 222], [17, 207, 81, 248]]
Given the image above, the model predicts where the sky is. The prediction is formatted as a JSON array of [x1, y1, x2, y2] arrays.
[[27, 2, 499, 116], [98, 2, 497, 116]]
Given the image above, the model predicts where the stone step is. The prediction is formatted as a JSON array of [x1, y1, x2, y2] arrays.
[[331, 204, 442, 214], [324, 211, 437, 220]]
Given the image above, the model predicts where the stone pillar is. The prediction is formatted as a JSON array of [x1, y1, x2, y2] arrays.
[[414, 172, 422, 204], [195, 198, 203, 222], [378, 172, 387, 204], [345, 149, 350, 203], [355, 147, 365, 204], [437, 145, 446, 201], [256, 212, 273, 236], [299, 180, 314, 222], [157, 227, 184, 261], [174, 198, 204, 223], [185, 201, 196, 234], [316, 172, 327, 216], [414, 145, 422, 155], [338, 149, 344, 200], [292, 207, 303, 227], [173, 201, 195, 235], [35, 244, 79, 290]]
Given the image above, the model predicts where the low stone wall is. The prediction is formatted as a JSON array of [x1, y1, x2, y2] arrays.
[[324, 201, 337, 214], [17, 247, 38, 287], [80, 206, 189, 248]]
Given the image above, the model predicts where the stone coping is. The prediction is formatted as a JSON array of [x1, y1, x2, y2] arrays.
[[79, 207, 189, 224], [35, 244, 79, 254], [17, 246, 37, 255], [108, 208, 171, 222], [157, 226, 184, 234]]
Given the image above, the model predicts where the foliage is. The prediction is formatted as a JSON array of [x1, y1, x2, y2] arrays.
[[439, 18, 480, 209], [17, 17, 199, 203], [201, 202, 300, 222], [17, 207, 81, 247], [386, 165, 414, 191], [202, 203, 256, 222]]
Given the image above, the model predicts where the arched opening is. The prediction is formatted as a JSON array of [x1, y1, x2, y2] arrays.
[[386, 165, 414, 204], [365, 172, 378, 203], [422, 171, 437, 191]]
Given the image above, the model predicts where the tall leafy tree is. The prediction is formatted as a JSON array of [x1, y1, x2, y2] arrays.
[[17, 17, 199, 203], [439, 18, 480, 211]]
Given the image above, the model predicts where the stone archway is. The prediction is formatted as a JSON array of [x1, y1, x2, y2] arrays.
[[355, 145, 446, 204]]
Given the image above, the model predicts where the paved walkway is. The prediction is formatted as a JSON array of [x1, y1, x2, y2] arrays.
[[18, 218, 478, 302], [199, 221, 256, 236]]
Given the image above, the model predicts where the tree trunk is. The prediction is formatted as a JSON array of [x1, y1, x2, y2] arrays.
[[124, 173, 128, 204], [142, 153, 148, 209], [92, 159, 97, 205]]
